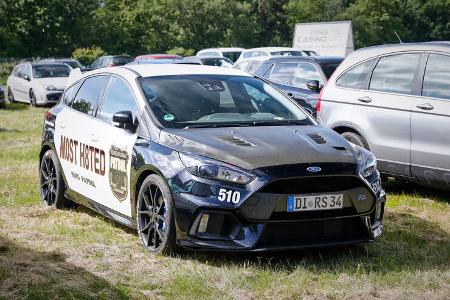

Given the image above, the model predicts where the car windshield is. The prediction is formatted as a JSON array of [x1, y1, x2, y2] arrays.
[[139, 75, 312, 129], [222, 51, 242, 62], [201, 58, 233, 68], [32, 65, 71, 78], [320, 61, 343, 79], [270, 51, 303, 57], [112, 56, 133, 65], [63, 61, 82, 69]]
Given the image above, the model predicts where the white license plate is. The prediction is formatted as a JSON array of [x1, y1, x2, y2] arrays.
[[287, 193, 343, 212]]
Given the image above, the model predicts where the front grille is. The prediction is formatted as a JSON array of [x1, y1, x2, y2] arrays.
[[46, 92, 62, 101], [257, 217, 369, 247], [270, 206, 358, 221], [260, 176, 365, 194]]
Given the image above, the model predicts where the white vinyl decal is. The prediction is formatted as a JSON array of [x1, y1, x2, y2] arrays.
[[218, 188, 241, 204]]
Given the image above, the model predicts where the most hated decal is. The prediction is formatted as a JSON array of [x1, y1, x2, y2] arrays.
[[59, 135, 106, 176]]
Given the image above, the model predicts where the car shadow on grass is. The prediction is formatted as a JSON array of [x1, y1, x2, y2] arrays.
[[383, 179, 449, 204], [1, 102, 28, 111], [0, 234, 130, 299], [176, 211, 449, 274]]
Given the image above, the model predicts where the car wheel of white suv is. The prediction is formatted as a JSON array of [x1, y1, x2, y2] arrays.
[[341, 131, 369, 150]]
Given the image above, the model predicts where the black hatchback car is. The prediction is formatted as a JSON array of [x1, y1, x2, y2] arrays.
[[39, 64, 385, 254], [253, 56, 343, 116]]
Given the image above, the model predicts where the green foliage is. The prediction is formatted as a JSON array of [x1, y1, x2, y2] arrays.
[[0, 62, 15, 80], [166, 47, 195, 57], [0, 0, 449, 57], [72, 46, 106, 66]]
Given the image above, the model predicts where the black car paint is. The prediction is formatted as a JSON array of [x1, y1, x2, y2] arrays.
[[253, 56, 344, 116], [41, 74, 385, 252]]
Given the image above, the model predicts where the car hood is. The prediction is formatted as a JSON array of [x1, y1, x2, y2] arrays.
[[33, 77, 68, 91], [159, 125, 357, 170]]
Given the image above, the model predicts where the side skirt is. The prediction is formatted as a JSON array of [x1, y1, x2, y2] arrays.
[[65, 188, 136, 229]]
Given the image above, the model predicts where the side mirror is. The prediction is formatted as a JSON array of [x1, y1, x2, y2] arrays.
[[113, 111, 137, 131], [23, 74, 30, 81], [306, 80, 321, 92]]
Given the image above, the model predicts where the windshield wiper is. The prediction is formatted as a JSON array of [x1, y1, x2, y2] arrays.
[[249, 120, 311, 126], [183, 120, 311, 129], [184, 123, 252, 129]]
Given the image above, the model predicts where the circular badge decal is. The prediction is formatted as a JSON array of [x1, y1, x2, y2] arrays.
[[163, 114, 175, 121]]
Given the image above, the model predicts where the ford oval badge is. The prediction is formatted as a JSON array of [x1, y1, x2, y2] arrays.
[[307, 166, 322, 173]]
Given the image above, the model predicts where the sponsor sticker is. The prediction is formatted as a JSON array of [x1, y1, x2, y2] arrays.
[[163, 114, 175, 121], [109, 146, 129, 201]]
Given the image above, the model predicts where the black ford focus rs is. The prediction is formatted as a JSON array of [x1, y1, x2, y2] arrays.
[[39, 64, 385, 254]]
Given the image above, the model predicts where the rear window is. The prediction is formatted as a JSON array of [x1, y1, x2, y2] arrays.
[[320, 62, 342, 79], [270, 51, 304, 57], [201, 58, 233, 68], [336, 59, 376, 89], [422, 54, 450, 100], [69, 75, 109, 116]]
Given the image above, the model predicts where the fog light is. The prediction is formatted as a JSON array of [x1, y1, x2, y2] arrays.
[[198, 214, 209, 233], [376, 202, 383, 220]]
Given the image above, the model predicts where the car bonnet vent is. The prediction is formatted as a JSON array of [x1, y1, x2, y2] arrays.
[[223, 136, 255, 147], [307, 133, 326, 144]]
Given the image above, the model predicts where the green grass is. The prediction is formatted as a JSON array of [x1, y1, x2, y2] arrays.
[[0, 102, 449, 299]]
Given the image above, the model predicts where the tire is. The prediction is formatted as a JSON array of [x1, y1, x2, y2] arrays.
[[29, 89, 37, 107], [7, 87, 15, 103], [136, 174, 177, 255], [341, 131, 369, 150], [39, 149, 72, 209]]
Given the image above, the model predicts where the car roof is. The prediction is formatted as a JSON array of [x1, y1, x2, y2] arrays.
[[261, 56, 343, 64], [198, 47, 245, 53], [85, 64, 252, 78], [135, 54, 182, 60], [31, 62, 72, 67], [244, 47, 303, 52]]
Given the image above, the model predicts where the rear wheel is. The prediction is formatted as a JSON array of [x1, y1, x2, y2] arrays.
[[341, 131, 369, 150], [7, 87, 15, 103], [39, 149, 71, 209], [29, 89, 37, 107], [136, 174, 177, 255]]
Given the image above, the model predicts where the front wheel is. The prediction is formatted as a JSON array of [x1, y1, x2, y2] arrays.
[[7, 87, 15, 103], [29, 90, 37, 107], [39, 149, 72, 209], [341, 131, 369, 150], [136, 174, 177, 255]]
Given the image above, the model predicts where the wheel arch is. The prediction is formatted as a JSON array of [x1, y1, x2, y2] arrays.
[[332, 125, 371, 150]]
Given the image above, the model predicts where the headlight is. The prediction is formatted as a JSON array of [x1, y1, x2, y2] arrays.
[[179, 153, 255, 185], [43, 85, 57, 91], [350, 144, 377, 178]]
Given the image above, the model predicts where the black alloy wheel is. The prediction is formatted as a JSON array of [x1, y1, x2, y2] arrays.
[[39, 150, 71, 208], [29, 90, 36, 107], [137, 174, 176, 254]]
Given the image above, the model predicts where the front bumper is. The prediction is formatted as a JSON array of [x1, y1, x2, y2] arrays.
[[37, 91, 63, 104], [170, 163, 386, 252]]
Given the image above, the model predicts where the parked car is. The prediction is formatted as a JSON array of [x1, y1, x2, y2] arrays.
[[39, 64, 385, 254], [88, 55, 133, 70], [128, 59, 201, 65], [6, 63, 71, 106], [232, 56, 268, 74], [185, 56, 234, 67], [38, 58, 83, 69], [303, 50, 319, 56], [318, 42, 450, 189], [134, 54, 183, 63], [235, 47, 307, 64], [252, 56, 344, 116], [0, 84, 5, 108], [197, 47, 245, 63]]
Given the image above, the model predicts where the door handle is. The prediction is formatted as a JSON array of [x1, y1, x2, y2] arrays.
[[357, 96, 372, 103], [416, 103, 434, 111]]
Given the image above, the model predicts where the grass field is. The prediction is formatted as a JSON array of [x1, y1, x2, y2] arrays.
[[0, 103, 449, 299]]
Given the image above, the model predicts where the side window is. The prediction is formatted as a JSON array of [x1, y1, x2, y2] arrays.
[[268, 63, 297, 86], [369, 53, 421, 95], [292, 63, 323, 88], [98, 77, 138, 123], [336, 59, 376, 89], [247, 61, 262, 73], [233, 61, 249, 71], [243, 51, 254, 59], [69, 75, 108, 116], [14, 65, 23, 77], [422, 54, 450, 100], [62, 81, 83, 104], [23, 65, 31, 78]]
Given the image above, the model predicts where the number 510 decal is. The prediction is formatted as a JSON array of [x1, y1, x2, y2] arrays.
[[218, 188, 241, 204]]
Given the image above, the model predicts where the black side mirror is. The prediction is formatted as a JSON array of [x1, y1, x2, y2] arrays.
[[113, 111, 137, 131], [23, 74, 30, 81], [306, 80, 321, 92]]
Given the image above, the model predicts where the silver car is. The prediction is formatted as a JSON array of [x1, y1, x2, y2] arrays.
[[6, 63, 71, 106], [318, 42, 450, 189]]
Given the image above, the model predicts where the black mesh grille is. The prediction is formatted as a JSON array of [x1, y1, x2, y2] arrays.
[[260, 176, 365, 194], [270, 207, 358, 221], [257, 217, 369, 247]]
